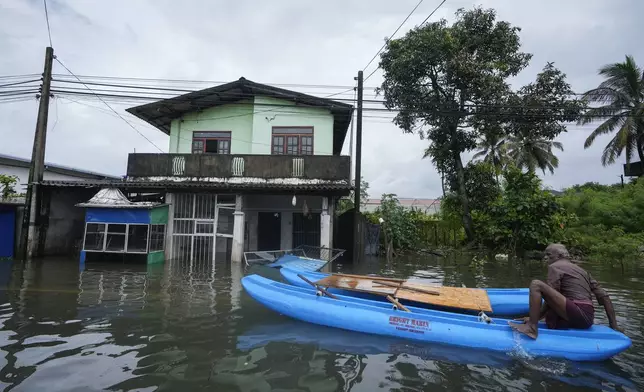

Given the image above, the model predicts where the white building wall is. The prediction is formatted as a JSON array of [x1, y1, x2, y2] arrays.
[[0, 164, 116, 193]]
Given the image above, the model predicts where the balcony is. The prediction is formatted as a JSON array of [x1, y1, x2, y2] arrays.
[[126, 153, 351, 183]]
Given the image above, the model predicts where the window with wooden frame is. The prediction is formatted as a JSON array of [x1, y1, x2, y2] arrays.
[[192, 131, 231, 154], [271, 127, 313, 155]]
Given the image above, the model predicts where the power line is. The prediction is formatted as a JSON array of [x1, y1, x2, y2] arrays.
[[52, 88, 632, 113], [364, 0, 448, 82], [54, 57, 164, 152], [50, 85, 374, 105], [52, 73, 368, 90], [50, 97, 59, 133], [420, 0, 447, 25], [0, 90, 39, 97], [53, 78, 359, 97], [0, 97, 35, 104], [0, 79, 41, 88], [43, 0, 53, 47], [50, 73, 383, 90], [0, 74, 40, 80], [324, 87, 355, 98], [363, 0, 426, 73]]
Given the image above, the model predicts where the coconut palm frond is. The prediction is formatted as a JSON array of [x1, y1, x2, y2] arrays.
[[582, 56, 644, 165]]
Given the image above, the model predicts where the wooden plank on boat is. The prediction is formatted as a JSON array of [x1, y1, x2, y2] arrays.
[[373, 280, 440, 295], [397, 284, 492, 312], [315, 275, 398, 295], [314, 274, 492, 312], [333, 273, 405, 283]]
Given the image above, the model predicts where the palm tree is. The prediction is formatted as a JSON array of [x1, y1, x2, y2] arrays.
[[505, 133, 564, 174], [579, 55, 644, 166], [472, 132, 507, 171]]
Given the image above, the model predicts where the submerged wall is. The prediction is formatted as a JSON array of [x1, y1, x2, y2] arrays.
[[42, 187, 96, 256]]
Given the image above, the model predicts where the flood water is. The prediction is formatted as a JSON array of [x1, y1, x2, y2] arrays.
[[0, 254, 642, 391]]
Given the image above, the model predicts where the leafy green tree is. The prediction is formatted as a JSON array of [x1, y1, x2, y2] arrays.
[[377, 194, 420, 253], [378, 7, 532, 242], [505, 63, 583, 141], [501, 62, 581, 175], [336, 178, 370, 215], [579, 55, 644, 165], [505, 133, 564, 174], [473, 166, 567, 253], [0, 174, 18, 199], [446, 161, 500, 212]]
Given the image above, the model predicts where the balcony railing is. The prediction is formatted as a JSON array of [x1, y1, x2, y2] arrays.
[[126, 153, 351, 182]]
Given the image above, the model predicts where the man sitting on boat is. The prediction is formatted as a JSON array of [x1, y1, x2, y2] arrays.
[[511, 243, 621, 339]]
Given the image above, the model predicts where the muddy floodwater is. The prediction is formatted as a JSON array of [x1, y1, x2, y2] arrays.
[[0, 254, 641, 391]]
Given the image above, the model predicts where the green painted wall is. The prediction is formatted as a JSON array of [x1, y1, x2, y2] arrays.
[[169, 99, 254, 153], [251, 96, 334, 155], [150, 205, 168, 224], [167, 96, 334, 156], [147, 251, 165, 265]]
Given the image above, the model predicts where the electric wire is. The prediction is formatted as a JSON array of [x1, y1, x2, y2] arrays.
[[364, 0, 448, 82], [362, 0, 426, 73], [54, 57, 164, 152], [43, 0, 53, 47]]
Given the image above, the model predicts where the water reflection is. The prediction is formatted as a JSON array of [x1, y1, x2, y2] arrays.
[[0, 255, 640, 391]]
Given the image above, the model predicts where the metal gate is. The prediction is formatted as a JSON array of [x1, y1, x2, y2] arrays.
[[171, 194, 235, 262]]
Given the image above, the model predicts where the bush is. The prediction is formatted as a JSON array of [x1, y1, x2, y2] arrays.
[[560, 178, 644, 266], [367, 194, 461, 254], [460, 166, 568, 253], [0, 174, 19, 199]]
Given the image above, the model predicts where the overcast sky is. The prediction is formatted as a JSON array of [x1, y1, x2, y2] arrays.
[[1, 0, 642, 198]]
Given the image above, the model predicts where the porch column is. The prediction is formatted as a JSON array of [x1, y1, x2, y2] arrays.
[[165, 193, 174, 261], [231, 194, 245, 263], [320, 196, 331, 259]]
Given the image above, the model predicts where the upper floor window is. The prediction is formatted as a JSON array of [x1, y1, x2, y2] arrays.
[[271, 127, 313, 155], [192, 131, 231, 154]]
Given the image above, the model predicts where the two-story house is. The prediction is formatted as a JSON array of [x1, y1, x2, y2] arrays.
[[125, 77, 353, 264]]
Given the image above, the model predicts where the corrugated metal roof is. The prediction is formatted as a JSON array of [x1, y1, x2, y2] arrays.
[[41, 179, 353, 193], [0, 153, 120, 180], [76, 188, 161, 209]]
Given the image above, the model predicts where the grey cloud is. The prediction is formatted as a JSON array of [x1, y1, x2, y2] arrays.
[[0, 0, 642, 200]]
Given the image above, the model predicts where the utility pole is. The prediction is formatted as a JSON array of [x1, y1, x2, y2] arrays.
[[352, 70, 363, 263], [20, 46, 54, 259]]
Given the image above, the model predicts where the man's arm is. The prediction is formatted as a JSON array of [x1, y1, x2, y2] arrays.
[[590, 274, 620, 331], [599, 296, 619, 330]]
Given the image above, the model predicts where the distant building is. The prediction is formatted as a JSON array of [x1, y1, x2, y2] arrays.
[[0, 153, 118, 260], [363, 198, 441, 215], [0, 153, 120, 192]]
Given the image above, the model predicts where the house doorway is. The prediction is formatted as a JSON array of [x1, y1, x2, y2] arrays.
[[292, 212, 320, 248], [257, 212, 281, 250]]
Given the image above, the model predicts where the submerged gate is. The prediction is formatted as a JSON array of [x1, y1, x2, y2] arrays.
[[171, 194, 235, 262]]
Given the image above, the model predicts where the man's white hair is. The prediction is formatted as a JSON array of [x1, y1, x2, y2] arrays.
[[546, 243, 570, 259]]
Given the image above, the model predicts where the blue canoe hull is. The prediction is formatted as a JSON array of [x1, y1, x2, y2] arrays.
[[280, 268, 530, 316], [237, 321, 637, 390], [242, 274, 632, 361]]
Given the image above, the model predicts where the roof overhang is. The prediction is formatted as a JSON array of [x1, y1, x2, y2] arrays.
[[41, 179, 353, 196]]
